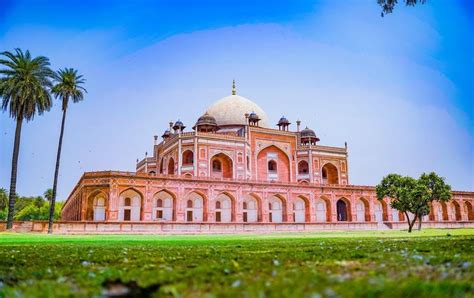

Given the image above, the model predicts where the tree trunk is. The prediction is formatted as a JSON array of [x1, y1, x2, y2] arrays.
[[6, 117, 23, 230], [406, 211, 417, 233], [48, 107, 67, 233], [417, 212, 423, 231]]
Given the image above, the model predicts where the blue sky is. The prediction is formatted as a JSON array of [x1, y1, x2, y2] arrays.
[[0, 0, 473, 199]]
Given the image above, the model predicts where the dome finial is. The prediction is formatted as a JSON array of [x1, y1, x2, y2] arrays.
[[232, 79, 236, 95]]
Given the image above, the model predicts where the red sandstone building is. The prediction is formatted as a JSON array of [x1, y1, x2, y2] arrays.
[[61, 82, 474, 232]]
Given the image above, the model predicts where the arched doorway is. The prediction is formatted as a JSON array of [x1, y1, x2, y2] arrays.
[[119, 189, 142, 221], [93, 195, 106, 221], [322, 163, 339, 184], [315, 197, 330, 222], [257, 146, 290, 182], [452, 201, 462, 221], [440, 202, 449, 221], [153, 190, 175, 221], [336, 198, 350, 221], [215, 193, 233, 222], [243, 194, 261, 223], [356, 198, 370, 222], [268, 195, 285, 223], [168, 158, 175, 175], [185, 192, 205, 222], [210, 153, 233, 179], [298, 160, 309, 175], [182, 150, 193, 165], [293, 197, 307, 223], [374, 201, 384, 222], [465, 201, 474, 220]]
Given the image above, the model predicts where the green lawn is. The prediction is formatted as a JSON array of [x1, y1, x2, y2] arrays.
[[0, 229, 473, 297]]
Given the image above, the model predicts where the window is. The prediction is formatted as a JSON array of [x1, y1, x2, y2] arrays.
[[268, 160, 277, 172], [156, 199, 163, 208], [124, 197, 131, 206], [187, 200, 193, 208], [243, 202, 247, 209], [124, 209, 131, 221], [149, 171, 156, 175], [156, 210, 163, 219], [183, 150, 193, 165], [216, 201, 221, 209], [212, 160, 222, 171]]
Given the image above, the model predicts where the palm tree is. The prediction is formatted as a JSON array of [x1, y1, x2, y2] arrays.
[[48, 68, 86, 233], [0, 49, 53, 229]]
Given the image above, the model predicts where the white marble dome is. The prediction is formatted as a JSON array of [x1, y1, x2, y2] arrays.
[[206, 94, 269, 128]]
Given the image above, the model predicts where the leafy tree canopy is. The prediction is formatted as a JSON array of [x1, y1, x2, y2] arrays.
[[378, 0, 427, 16], [376, 172, 451, 232]]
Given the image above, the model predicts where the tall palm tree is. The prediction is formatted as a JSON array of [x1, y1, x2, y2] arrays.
[[48, 68, 86, 233], [0, 49, 53, 229]]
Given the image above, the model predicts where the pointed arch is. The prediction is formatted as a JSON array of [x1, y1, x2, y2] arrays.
[[294, 195, 310, 223], [257, 145, 291, 182], [182, 150, 194, 165], [210, 152, 233, 179], [336, 197, 351, 221], [298, 160, 309, 174], [268, 194, 288, 223], [243, 193, 262, 222], [440, 201, 449, 221], [184, 191, 208, 222], [85, 190, 108, 221], [119, 188, 144, 221], [451, 200, 462, 221], [356, 197, 370, 222], [168, 158, 175, 175], [152, 189, 177, 221], [465, 201, 473, 221], [322, 163, 339, 184], [316, 196, 331, 222], [215, 192, 236, 222]]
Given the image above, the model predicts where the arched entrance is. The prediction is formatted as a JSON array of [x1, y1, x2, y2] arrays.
[[440, 202, 449, 221], [119, 189, 142, 221], [356, 198, 370, 222], [322, 163, 339, 184], [168, 158, 175, 175], [243, 194, 259, 223], [93, 195, 106, 221], [336, 198, 350, 221], [268, 195, 285, 223], [466, 201, 474, 220], [210, 153, 233, 179], [215, 193, 233, 222], [182, 150, 193, 165], [185, 192, 205, 222], [452, 201, 462, 221], [298, 160, 309, 174], [293, 197, 307, 223], [257, 146, 290, 182], [153, 190, 175, 221], [315, 197, 330, 222], [374, 201, 384, 222]]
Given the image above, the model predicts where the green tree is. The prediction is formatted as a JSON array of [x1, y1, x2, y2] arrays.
[[0, 188, 7, 210], [416, 172, 452, 230], [378, 0, 427, 16], [44, 188, 53, 202], [0, 49, 53, 229], [376, 172, 452, 232], [48, 68, 86, 233]]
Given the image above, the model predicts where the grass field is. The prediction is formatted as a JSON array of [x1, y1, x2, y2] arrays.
[[0, 229, 473, 297]]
